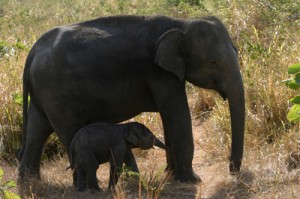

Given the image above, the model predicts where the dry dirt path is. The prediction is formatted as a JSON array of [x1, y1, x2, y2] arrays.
[[129, 119, 244, 199], [156, 119, 238, 199]]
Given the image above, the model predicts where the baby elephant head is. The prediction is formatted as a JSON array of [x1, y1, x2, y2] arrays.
[[124, 122, 166, 150]]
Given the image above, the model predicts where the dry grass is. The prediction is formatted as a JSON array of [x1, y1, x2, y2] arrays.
[[1, 0, 300, 198], [3, 120, 299, 199]]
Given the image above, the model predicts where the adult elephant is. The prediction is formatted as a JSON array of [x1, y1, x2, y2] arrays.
[[18, 15, 245, 183]]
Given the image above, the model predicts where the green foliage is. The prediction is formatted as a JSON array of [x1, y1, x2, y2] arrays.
[[287, 105, 300, 123], [0, 41, 9, 56], [168, 0, 205, 7], [122, 166, 140, 178], [285, 63, 300, 123], [0, 168, 20, 199], [12, 93, 23, 107], [284, 79, 300, 90], [289, 95, 300, 104], [288, 63, 300, 75]]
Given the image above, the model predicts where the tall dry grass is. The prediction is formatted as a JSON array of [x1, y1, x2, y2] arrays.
[[206, 0, 300, 149]]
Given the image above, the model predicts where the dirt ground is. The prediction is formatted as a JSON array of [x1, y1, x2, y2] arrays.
[[1, 118, 299, 198], [0, 120, 243, 199]]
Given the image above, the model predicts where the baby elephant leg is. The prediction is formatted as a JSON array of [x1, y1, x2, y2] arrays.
[[108, 154, 124, 189], [76, 165, 87, 192], [124, 149, 139, 172], [80, 153, 102, 191], [85, 163, 101, 191]]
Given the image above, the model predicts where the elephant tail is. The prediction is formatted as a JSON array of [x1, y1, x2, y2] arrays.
[[67, 140, 76, 170], [17, 51, 34, 161]]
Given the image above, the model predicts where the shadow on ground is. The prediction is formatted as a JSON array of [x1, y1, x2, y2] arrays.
[[159, 178, 199, 199], [209, 170, 255, 199], [18, 174, 200, 199], [18, 179, 113, 199]]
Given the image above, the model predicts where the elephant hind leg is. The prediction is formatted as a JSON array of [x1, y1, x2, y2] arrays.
[[76, 165, 87, 192], [77, 150, 101, 191], [18, 100, 53, 180]]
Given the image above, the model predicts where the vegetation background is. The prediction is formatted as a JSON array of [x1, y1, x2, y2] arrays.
[[0, 0, 299, 198]]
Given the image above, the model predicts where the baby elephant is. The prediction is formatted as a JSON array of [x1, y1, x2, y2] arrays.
[[69, 122, 165, 191]]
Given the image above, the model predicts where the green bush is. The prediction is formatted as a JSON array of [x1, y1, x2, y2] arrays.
[[284, 63, 300, 123], [0, 167, 20, 199]]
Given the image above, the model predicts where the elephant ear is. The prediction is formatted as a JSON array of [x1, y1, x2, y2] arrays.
[[124, 128, 138, 146], [155, 29, 187, 81]]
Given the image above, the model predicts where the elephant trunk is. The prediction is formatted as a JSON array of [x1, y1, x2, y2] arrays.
[[222, 44, 245, 174], [154, 138, 166, 150], [227, 77, 245, 174], [223, 45, 245, 174]]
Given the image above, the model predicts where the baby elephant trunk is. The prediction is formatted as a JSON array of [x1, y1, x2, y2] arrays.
[[154, 138, 166, 149]]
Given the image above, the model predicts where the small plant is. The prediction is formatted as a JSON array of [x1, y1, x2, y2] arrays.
[[113, 166, 170, 199], [0, 167, 20, 199], [284, 63, 300, 123], [139, 168, 171, 199]]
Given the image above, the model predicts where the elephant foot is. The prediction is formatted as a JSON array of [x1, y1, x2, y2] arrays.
[[77, 186, 102, 193], [88, 186, 103, 193], [76, 184, 87, 192], [229, 160, 241, 175], [18, 164, 41, 183], [174, 168, 201, 184], [77, 184, 103, 193], [18, 170, 42, 198]]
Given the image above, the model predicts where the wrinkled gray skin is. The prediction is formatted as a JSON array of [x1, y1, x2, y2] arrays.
[[69, 122, 165, 191], [18, 15, 245, 183]]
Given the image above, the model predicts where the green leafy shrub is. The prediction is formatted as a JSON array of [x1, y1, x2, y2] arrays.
[[0, 167, 20, 199], [284, 63, 300, 123]]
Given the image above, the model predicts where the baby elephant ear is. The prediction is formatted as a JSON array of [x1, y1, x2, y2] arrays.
[[124, 130, 138, 146], [155, 29, 187, 81]]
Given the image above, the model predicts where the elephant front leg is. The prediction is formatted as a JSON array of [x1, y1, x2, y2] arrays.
[[108, 164, 120, 189], [108, 152, 124, 189], [161, 124, 175, 173], [124, 149, 138, 173], [159, 96, 200, 183]]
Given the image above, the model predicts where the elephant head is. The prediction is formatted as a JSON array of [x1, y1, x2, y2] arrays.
[[124, 122, 166, 150], [155, 16, 245, 173]]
